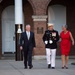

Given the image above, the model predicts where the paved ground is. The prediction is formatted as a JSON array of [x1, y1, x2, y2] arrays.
[[0, 59, 75, 75]]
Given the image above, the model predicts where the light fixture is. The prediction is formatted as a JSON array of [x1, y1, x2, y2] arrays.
[[17, 24, 22, 33], [0, 0, 3, 3]]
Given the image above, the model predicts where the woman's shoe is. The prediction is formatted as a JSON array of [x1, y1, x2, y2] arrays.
[[62, 67, 65, 69], [62, 66, 65, 69], [64, 65, 68, 69], [65, 66, 68, 69]]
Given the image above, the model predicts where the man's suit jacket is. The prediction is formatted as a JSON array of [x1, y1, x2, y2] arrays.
[[20, 31, 36, 50]]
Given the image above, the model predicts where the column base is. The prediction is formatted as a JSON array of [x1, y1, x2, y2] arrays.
[[15, 24, 23, 61]]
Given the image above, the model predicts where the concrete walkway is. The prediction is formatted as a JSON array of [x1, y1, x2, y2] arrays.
[[0, 59, 75, 75]]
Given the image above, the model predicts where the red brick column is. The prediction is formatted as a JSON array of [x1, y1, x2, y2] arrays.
[[28, 0, 51, 57], [32, 15, 47, 55], [28, 0, 51, 15]]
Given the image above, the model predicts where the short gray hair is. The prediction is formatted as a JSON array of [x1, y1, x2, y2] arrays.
[[62, 25, 68, 29], [26, 24, 30, 27]]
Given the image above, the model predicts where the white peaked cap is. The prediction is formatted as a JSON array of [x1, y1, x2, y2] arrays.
[[47, 23, 54, 27]]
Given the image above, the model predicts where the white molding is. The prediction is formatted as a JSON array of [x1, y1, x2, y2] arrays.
[[33, 55, 46, 60], [32, 15, 48, 21], [33, 56, 75, 60]]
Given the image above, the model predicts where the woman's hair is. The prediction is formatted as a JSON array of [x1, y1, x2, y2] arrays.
[[62, 25, 68, 29]]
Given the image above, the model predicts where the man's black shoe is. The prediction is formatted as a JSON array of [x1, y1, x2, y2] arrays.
[[52, 67, 55, 69], [48, 64, 51, 68], [24, 66, 27, 69], [29, 65, 33, 69]]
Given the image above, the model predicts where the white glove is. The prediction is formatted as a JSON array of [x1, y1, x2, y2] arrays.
[[45, 41, 48, 44], [49, 40, 53, 44], [20, 46, 23, 50]]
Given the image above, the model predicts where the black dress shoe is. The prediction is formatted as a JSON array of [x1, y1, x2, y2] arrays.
[[29, 65, 33, 69], [24, 67, 27, 69], [48, 64, 51, 68], [24, 66, 27, 69], [52, 67, 55, 69]]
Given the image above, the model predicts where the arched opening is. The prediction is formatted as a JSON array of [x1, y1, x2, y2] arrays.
[[2, 5, 15, 54], [47, 0, 75, 56], [48, 5, 66, 34], [47, 1, 67, 55]]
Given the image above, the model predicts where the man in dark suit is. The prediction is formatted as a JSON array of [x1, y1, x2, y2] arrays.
[[20, 24, 36, 69], [43, 23, 59, 69]]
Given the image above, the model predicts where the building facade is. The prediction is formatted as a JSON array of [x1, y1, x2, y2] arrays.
[[0, 0, 75, 59]]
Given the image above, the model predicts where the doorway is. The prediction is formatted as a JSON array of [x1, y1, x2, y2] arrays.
[[2, 6, 15, 54]]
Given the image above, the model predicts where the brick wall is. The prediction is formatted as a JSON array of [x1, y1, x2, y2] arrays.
[[67, 6, 75, 56], [23, 2, 34, 31], [28, 0, 49, 55], [28, 0, 50, 15], [33, 21, 47, 55]]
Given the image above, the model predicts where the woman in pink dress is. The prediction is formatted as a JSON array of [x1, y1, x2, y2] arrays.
[[60, 25, 74, 69]]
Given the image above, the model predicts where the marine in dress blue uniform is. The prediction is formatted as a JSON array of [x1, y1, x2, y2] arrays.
[[43, 23, 59, 69]]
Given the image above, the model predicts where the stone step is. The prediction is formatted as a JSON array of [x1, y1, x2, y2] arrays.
[[1, 54, 15, 60], [2, 54, 15, 57]]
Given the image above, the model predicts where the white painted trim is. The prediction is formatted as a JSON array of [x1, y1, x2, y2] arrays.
[[33, 55, 75, 60], [32, 15, 48, 21], [33, 55, 46, 60], [33, 19, 47, 21]]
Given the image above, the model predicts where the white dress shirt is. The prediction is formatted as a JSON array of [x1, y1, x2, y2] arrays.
[[26, 31, 30, 40]]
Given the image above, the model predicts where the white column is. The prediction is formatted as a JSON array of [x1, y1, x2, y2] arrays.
[[14, 0, 23, 61], [15, 0, 23, 24]]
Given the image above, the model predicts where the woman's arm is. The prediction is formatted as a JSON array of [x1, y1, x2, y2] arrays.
[[69, 32, 74, 45]]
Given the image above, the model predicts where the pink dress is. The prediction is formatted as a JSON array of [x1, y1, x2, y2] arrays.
[[60, 31, 71, 56]]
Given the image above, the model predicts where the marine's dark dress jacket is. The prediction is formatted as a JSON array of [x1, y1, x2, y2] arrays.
[[43, 30, 59, 49]]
